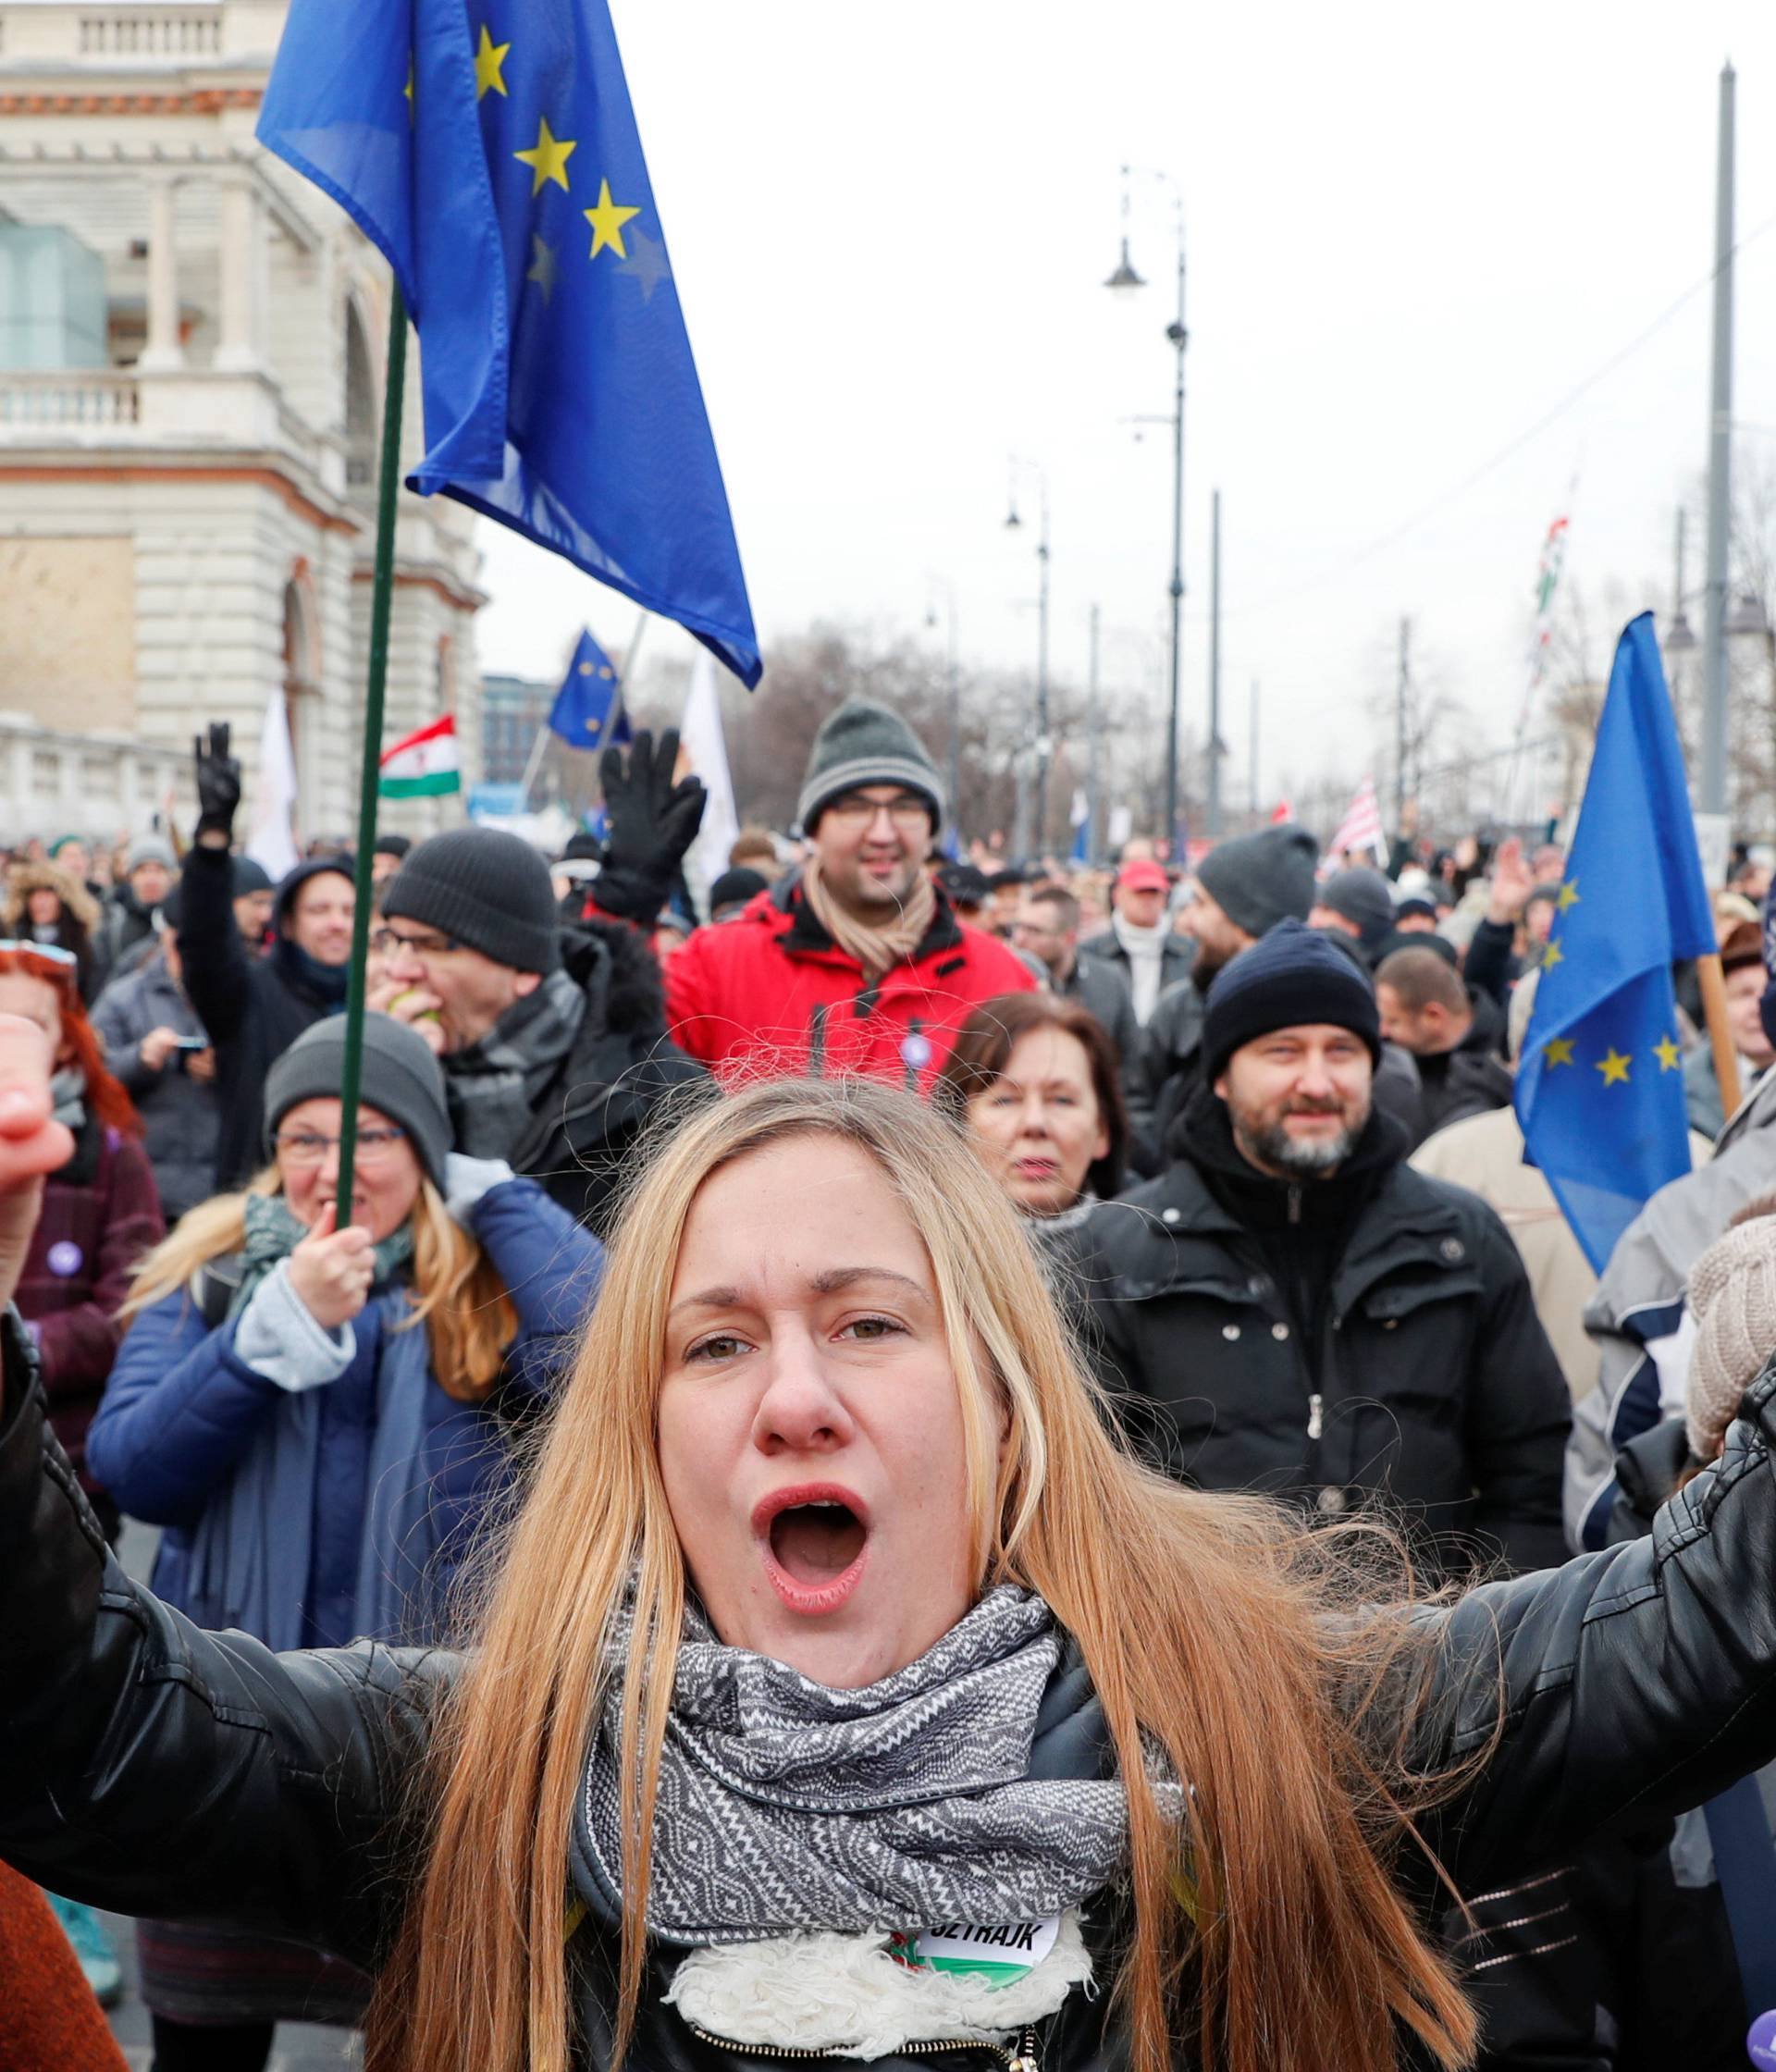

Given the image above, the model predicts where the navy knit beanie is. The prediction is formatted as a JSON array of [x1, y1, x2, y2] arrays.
[[1201, 919, 1382, 1087]]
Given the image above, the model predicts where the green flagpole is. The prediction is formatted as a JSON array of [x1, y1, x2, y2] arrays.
[[335, 279, 409, 1215]]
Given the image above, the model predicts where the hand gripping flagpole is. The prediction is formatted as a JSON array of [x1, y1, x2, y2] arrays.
[[335, 280, 409, 1214]]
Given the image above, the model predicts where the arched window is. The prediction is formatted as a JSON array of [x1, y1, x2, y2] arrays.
[[344, 299, 376, 504], [282, 574, 318, 806]]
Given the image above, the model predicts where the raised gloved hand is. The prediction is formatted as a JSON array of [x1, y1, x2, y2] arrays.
[[192, 722, 241, 846], [592, 727, 707, 928]]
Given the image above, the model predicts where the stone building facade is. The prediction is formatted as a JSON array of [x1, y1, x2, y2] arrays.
[[0, 0, 484, 847]]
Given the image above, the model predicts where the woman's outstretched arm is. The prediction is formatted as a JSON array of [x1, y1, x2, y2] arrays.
[[1417, 1357, 1776, 1893]]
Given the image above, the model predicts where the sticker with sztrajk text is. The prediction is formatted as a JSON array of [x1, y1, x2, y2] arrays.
[[888, 1917, 1060, 1986]]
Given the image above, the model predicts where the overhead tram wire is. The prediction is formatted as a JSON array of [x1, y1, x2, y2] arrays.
[[1202, 207, 1776, 626]]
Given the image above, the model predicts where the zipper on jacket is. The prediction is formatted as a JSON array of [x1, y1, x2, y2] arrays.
[[1287, 1182, 1302, 1225], [685, 2024, 1041, 2070], [808, 1002, 829, 1079]]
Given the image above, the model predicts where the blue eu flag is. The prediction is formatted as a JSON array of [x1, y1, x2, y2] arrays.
[[1515, 612, 1716, 1274], [549, 628, 631, 748], [257, 0, 760, 685]]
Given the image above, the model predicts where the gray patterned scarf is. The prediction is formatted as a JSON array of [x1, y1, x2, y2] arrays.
[[441, 968, 586, 1159], [571, 1585, 1137, 1947]]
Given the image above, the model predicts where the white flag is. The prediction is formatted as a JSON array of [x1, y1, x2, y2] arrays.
[[680, 650, 740, 919], [246, 689, 300, 882]]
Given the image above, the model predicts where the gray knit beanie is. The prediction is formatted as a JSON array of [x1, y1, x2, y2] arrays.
[[264, 1014, 452, 1186], [1195, 825, 1319, 942], [1685, 1193, 1776, 1462], [126, 835, 176, 875], [796, 699, 944, 834], [1316, 866, 1395, 954], [381, 826, 560, 973]]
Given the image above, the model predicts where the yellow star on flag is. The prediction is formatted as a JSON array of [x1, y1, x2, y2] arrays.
[[1596, 1048, 1633, 1087], [1542, 939, 1564, 970], [475, 24, 510, 99], [1654, 1035, 1682, 1072], [584, 179, 642, 260], [403, 56, 414, 117], [1557, 881, 1580, 912], [515, 117, 576, 196], [1545, 1037, 1576, 1068]]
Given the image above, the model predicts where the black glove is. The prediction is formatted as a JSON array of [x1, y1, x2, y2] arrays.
[[593, 727, 707, 928], [192, 722, 241, 845]]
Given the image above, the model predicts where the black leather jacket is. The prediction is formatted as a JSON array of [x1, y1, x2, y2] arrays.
[[8, 1320, 1776, 2071]]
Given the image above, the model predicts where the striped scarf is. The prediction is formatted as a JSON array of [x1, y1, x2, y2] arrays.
[[799, 856, 937, 982]]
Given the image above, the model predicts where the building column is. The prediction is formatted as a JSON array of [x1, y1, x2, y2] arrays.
[[214, 178, 263, 373], [138, 179, 185, 372]]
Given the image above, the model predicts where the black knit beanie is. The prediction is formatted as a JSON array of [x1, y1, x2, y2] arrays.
[[381, 827, 560, 973], [264, 1014, 452, 1185], [1195, 825, 1319, 941], [1201, 919, 1382, 1087], [796, 698, 944, 833], [229, 855, 274, 897]]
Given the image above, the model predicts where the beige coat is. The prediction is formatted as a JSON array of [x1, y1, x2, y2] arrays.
[[1411, 1107, 1711, 1402]]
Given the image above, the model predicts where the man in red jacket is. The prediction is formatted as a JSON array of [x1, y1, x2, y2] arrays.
[[664, 700, 1034, 1089]]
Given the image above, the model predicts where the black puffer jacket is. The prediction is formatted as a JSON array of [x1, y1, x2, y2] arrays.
[[1078, 1090, 1571, 1577], [492, 919, 709, 1238], [12, 1323, 1776, 2069], [178, 846, 352, 1189], [1400, 989, 1514, 1151]]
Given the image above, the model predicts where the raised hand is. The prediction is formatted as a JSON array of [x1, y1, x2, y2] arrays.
[[593, 727, 709, 927], [192, 722, 241, 845], [1486, 836, 1535, 925]]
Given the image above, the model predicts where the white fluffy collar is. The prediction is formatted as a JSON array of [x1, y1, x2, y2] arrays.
[[664, 1911, 1093, 2059]]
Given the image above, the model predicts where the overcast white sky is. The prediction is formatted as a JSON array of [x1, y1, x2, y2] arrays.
[[474, 0, 1776, 806]]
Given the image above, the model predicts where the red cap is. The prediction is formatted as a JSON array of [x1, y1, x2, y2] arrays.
[[1116, 859, 1169, 894]]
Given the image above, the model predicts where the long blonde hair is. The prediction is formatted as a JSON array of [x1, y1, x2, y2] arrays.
[[366, 1078, 1480, 2072], [121, 1170, 517, 1403]]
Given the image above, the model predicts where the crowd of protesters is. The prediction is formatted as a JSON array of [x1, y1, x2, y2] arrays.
[[4, 694, 1776, 2072]]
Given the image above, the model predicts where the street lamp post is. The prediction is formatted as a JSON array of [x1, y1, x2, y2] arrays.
[[924, 576, 960, 826], [1701, 61, 1736, 817], [1107, 165, 1187, 855], [1005, 458, 1052, 861]]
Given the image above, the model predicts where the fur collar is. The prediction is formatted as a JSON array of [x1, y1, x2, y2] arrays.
[[664, 1913, 1092, 2058], [562, 918, 672, 1039], [4, 860, 100, 933]]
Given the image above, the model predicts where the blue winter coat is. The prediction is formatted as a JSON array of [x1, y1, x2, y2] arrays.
[[86, 1178, 599, 1649]]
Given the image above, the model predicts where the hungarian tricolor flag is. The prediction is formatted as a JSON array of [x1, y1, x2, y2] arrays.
[[379, 715, 461, 798]]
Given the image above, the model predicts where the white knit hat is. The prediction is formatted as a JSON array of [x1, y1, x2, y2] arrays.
[[1685, 1193, 1776, 1461]]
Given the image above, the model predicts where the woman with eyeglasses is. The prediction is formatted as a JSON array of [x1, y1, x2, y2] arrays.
[[84, 1011, 603, 2072]]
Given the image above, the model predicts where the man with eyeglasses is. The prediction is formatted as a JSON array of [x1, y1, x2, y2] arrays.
[[661, 698, 1033, 1088], [178, 724, 358, 1190], [372, 816, 704, 1237]]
